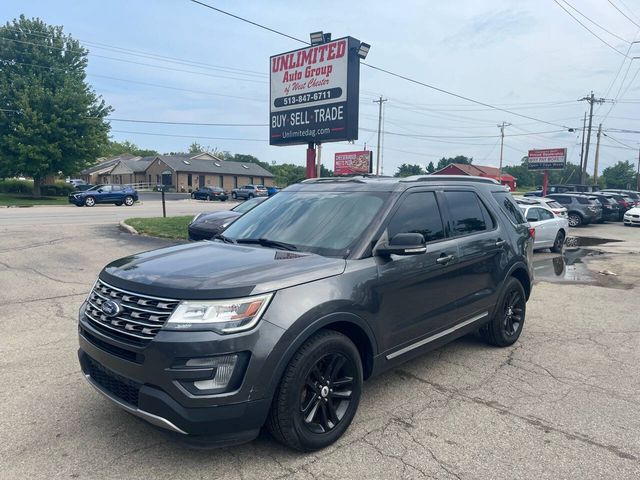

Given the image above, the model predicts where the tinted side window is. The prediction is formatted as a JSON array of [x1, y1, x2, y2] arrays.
[[113, 185, 122, 191], [492, 191, 526, 225], [553, 195, 571, 204], [524, 208, 539, 222], [576, 196, 591, 205], [444, 191, 488, 236], [387, 192, 445, 243]]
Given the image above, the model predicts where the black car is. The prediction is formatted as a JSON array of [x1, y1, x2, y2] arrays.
[[190, 187, 228, 202], [68, 184, 138, 207], [588, 194, 621, 222], [78, 175, 533, 451], [188, 196, 268, 241]]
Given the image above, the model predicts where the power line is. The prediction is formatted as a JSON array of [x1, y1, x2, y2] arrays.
[[558, 0, 631, 44], [603, 132, 637, 149], [111, 129, 266, 142], [1, 36, 268, 84], [1, 26, 268, 78], [607, 0, 640, 28], [106, 118, 268, 127], [552, 0, 630, 57], [188, 0, 574, 130], [189, 0, 308, 44]]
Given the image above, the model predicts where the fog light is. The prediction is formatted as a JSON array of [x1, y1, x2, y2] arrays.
[[187, 355, 238, 390]]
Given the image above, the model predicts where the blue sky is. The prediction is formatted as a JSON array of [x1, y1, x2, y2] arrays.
[[2, 0, 640, 174]]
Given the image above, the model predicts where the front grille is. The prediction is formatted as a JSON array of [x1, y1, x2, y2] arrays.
[[85, 279, 179, 344], [87, 356, 140, 406]]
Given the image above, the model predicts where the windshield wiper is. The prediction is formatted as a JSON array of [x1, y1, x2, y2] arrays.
[[235, 238, 298, 251], [212, 233, 236, 244]]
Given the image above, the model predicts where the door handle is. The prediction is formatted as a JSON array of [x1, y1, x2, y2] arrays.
[[495, 239, 506, 247], [436, 254, 454, 265]]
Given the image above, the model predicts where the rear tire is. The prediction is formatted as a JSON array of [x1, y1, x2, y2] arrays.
[[248, 194, 254, 199], [550, 230, 565, 253], [568, 213, 582, 227], [232, 192, 237, 199], [266, 330, 363, 452], [206, 195, 211, 201], [480, 277, 526, 347]]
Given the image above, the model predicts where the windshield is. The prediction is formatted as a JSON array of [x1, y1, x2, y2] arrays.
[[232, 197, 265, 214], [223, 191, 388, 257]]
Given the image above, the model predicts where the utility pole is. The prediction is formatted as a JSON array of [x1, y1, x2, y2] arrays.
[[373, 96, 387, 175], [579, 92, 608, 183], [497, 122, 511, 182], [316, 143, 322, 178], [637, 146, 640, 192], [579, 112, 587, 175], [593, 123, 602, 185]]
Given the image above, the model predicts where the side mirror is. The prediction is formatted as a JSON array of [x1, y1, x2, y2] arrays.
[[376, 233, 426, 257]]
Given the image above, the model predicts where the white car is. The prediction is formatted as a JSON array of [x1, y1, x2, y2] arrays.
[[515, 196, 568, 218], [520, 204, 569, 252], [623, 207, 640, 226]]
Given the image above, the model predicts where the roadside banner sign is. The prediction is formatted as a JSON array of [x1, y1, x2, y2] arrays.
[[527, 148, 567, 170], [334, 150, 372, 175], [270, 37, 361, 146]]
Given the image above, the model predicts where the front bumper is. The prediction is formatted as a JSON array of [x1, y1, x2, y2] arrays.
[[78, 302, 286, 443], [624, 215, 640, 225], [68, 196, 83, 205]]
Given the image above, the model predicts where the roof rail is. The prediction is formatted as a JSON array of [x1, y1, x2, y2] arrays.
[[301, 175, 387, 184], [399, 175, 500, 185]]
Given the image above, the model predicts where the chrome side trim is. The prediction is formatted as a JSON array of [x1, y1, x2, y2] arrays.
[[96, 278, 179, 302], [84, 374, 188, 435], [386, 311, 489, 360]]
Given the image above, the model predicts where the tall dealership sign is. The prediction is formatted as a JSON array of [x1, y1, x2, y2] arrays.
[[270, 37, 361, 146], [527, 148, 567, 170], [527, 148, 567, 196]]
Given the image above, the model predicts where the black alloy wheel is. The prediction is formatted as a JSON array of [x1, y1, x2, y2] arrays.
[[502, 288, 525, 337], [267, 330, 363, 451], [480, 277, 526, 347], [299, 353, 355, 434], [551, 230, 565, 253]]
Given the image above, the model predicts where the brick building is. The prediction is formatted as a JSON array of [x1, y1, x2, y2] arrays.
[[432, 163, 517, 191]]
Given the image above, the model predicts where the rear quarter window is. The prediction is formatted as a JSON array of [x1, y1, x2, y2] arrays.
[[491, 191, 526, 225], [576, 196, 591, 205]]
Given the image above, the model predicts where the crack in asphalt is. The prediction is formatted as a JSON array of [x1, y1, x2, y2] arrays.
[[394, 369, 638, 462], [0, 292, 87, 307], [0, 237, 68, 254], [0, 260, 88, 286]]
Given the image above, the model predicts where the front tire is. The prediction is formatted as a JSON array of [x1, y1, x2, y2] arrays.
[[124, 195, 134, 206], [550, 230, 565, 253], [480, 277, 526, 347], [248, 193, 254, 199], [568, 213, 583, 227], [84, 196, 96, 207], [232, 192, 237, 199], [266, 330, 363, 452]]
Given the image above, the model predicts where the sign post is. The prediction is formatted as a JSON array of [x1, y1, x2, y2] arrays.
[[269, 36, 364, 177], [527, 148, 567, 197]]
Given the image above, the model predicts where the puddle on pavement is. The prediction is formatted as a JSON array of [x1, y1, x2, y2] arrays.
[[533, 248, 601, 284], [565, 236, 622, 248]]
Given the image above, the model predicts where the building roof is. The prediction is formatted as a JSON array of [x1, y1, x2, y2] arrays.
[[433, 163, 515, 181], [155, 154, 275, 177]]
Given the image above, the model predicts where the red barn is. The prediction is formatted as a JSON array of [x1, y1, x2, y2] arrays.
[[432, 163, 517, 191]]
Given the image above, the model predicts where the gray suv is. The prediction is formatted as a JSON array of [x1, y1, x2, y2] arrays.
[[78, 176, 534, 451], [546, 193, 601, 227]]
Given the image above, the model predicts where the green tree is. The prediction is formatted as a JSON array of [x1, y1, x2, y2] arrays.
[[436, 155, 472, 170], [0, 16, 112, 196], [602, 160, 636, 189], [101, 140, 158, 158], [426, 161, 435, 174], [394, 163, 426, 177], [188, 141, 204, 153]]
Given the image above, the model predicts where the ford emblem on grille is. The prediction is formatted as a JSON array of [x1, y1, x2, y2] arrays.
[[101, 300, 121, 317]]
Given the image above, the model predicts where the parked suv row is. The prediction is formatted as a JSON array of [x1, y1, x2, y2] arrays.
[[544, 193, 601, 227], [78, 175, 533, 451]]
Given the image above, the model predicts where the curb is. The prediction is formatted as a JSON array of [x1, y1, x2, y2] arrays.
[[119, 220, 139, 235]]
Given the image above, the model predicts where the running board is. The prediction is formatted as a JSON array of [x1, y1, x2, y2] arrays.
[[386, 311, 489, 360]]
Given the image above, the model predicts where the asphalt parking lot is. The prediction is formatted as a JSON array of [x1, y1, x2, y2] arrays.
[[0, 207, 639, 479]]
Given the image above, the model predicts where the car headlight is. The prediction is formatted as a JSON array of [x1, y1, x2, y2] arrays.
[[165, 293, 273, 333]]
